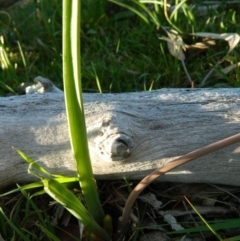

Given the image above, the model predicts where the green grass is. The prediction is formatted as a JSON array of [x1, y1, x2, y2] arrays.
[[0, 0, 240, 95], [0, 0, 62, 95]]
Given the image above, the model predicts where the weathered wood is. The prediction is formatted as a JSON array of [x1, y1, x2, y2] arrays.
[[1, 88, 240, 189]]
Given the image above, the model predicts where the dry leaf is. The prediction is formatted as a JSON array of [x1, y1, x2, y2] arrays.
[[191, 32, 240, 55], [160, 28, 186, 61], [159, 28, 193, 86], [214, 63, 239, 79], [187, 39, 216, 50], [192, 32, 240, 86], [138, 193, 162, 210], [163, 213, 184, 231]]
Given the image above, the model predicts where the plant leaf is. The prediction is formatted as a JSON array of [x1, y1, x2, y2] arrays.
[[184, 196, 223, 241], [160, 28, 185, 61], [0, 208, 31, 241], [43, 179, 111, 240], [191, 32, 240, 55], [108, 0, 149, 24], [214, 63, 239, 80], [168, 218, 240, 234], [14, 147, 52, 177]]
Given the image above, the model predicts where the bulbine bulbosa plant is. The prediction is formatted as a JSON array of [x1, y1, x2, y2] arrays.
[[2, 1, 240, 240]]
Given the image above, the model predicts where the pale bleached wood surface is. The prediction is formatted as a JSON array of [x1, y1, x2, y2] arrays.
[[1, 88, 240, 188]]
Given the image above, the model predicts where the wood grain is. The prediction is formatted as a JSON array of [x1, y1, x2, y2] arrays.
[[1, 88, 240, 188]]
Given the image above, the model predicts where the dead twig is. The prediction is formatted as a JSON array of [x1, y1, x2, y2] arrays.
[[119, 132, 240, 232]]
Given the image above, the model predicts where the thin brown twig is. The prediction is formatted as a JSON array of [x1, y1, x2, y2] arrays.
[[119, 133, 240, 231]]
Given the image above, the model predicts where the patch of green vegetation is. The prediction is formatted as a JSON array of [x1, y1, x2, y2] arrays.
[[0, 0, 62, 95], [0, 0, 240, 95]]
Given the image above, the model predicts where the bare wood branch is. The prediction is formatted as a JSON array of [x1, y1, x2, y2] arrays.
[[1, 88, 240, 189]]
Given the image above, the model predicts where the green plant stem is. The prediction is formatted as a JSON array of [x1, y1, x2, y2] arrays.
[[62, 0, 104, 225]]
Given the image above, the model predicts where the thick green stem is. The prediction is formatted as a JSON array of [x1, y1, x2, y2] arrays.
[[62, 0, 105, 225]]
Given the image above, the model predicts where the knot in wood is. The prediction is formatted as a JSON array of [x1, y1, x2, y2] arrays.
[[96, 133, 133, 161]]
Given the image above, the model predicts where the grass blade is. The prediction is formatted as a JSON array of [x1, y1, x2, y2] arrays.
[[43, 179, 110, 240], [0, 208, 31, 241], [184, 196, 223, 241], [109, 0, 149, 24], [168, 218, 240, 234]]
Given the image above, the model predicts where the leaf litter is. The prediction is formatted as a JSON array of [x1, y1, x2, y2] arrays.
[[159, 29, 240, 88]]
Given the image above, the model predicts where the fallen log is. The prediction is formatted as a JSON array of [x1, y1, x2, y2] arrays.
[[1, 87, 240, 189]]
